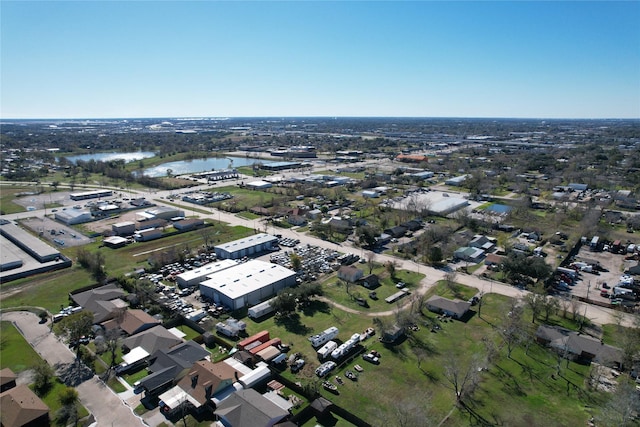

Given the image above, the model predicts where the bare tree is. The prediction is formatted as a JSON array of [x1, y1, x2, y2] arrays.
[[444, 271, 457, 292], [442, 353, 482, 404], [501, 302, 526, 358], [541, 295, 560, 322], [596, 378, 640, 427], [523, 291, 544, 323], [366, 251, 377, 275]]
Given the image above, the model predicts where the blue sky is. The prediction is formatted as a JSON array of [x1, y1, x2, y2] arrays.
[[1, 1, 639, 119]]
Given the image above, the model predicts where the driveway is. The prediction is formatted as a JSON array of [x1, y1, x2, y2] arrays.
[[0, 311, 146, 427]]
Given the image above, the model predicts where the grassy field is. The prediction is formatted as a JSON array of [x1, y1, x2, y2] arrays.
[[0, 321, 43, 372], [238, 291, 610, 427], [321, 265, 425, 312], [210, 185, 293, 211], [0, 267, 93, 313], [0, 185, 37, 214]]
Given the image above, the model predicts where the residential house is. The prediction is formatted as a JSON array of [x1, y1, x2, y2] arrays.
[[214, 388, 289, 427], [535, 325, 623, 367], [425, 296, 471, 319], [469, 235, 496, 252], [453, 247, 485, 263], [306, 209, 322, 220], [358, 274, 380, 289], [324, 217, 351, 233], [384, 225, 407, 239], [164, 360, 242, 414], [138, 340, 210, 396], [400, 220, 422, 232], [484, 253, 504, 267], [70, 283, 128, 323], [0, 368, 17, 392], [102, 309, 161, 336], [0, 384, 49, 427], [337, 266, 363, 283], [120, 325, 184, 372], [286, 215, 307, 227]]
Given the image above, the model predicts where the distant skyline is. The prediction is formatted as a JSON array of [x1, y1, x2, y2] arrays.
[[1, 1, 639, 119]]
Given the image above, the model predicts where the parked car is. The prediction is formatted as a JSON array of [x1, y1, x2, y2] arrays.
[[362, 353, 380, 364]]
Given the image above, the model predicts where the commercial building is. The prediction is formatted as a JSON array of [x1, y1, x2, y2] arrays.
[[112, 221, 136, 236], [175, 259, 237, 289], [54, 209, 93, 225], [69, 189, 113, 201], [103, 236, 128, 249], [214, 233, 278, 260], [0, 222, 60, 263], [137, 207, 185, 221], [246, 180, 272, 190], [445, 175, 468, 186], [199, 260, 296, 310], [173, 219, 204, 232], [135, 228, 163, 242]]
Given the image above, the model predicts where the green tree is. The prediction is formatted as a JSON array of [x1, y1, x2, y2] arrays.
[[356, 224, 379, 249], [385, 260, 397, 280], [56, 387, 79, 427], [56, 311, 93, 359], [271, 290, 297, 318], [32, 360, 55, 396], [289, 253, 302, 272]]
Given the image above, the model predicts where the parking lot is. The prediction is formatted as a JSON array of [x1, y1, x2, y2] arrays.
[[564, 246, 637, 301], [21, 216, 94, 247]]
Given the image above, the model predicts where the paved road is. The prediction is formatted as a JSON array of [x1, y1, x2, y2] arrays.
[[2, 177, 638, 329], [1, 311, 146, 427]]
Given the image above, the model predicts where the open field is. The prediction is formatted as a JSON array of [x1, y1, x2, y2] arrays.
[[239, 287, 615, 426]]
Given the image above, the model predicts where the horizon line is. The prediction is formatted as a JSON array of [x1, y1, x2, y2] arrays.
[[2, 115, 639, 122]]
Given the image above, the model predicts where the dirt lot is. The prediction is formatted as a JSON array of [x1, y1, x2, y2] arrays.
[[82, 210, 142, 234], [568, 247, 637, 300]]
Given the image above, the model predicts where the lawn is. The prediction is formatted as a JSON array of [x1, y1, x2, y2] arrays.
[[37, 379, 90, 426], [0, 321, 42, 373], [0, 267, 93, 313], [174, 323, 202, 341], [122, 367, 149, 386], [321, 265, 426, 312], [252, 292, 607, 427], [0, 185, 37, 214], [210, 185, 293, 212]]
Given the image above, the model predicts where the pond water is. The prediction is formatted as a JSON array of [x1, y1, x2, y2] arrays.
[[141, 156, 274, 177], [484, 203, 512, 214], [62, 151, 156, 164]]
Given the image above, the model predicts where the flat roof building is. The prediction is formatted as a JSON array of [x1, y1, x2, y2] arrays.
[[200, 260, 296, 310], [176, 259, 238, 289], [0, 222, 60, 263], [214, 233, 278, 260], [70, 189, 113, 201]]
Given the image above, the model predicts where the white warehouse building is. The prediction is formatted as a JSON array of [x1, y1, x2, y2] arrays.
[[214, 233, 279, 260], [199, 260, 296, 310], [175, 259, 238, 288]]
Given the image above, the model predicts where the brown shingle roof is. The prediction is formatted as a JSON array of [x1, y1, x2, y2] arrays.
[[178, 361, 241, 406], [119, 309, 161, 335], [0, 384, 49, 427]]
